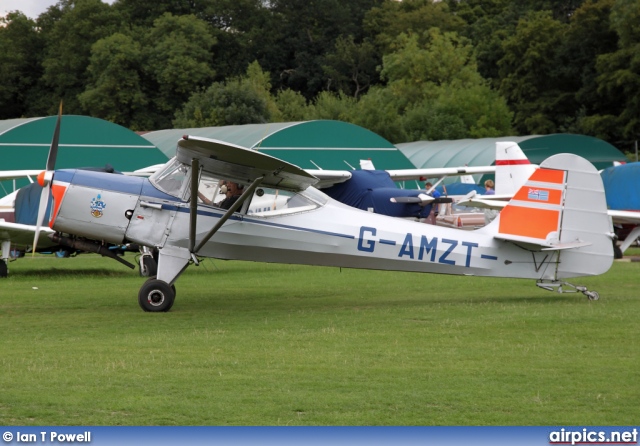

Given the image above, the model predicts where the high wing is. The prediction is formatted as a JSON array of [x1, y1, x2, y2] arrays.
[[609, 209, 640, 225], [306, 165, 496, 188], [385, 166, 496, 182], [178, 136, 319, 191]]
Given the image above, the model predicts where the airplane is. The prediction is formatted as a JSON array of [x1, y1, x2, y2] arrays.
[[0, 110, 504, 279], [459, 142, 640, 258], [29, 114, 615, 311]]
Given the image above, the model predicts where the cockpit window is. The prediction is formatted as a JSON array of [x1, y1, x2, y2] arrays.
[[247, 187, 321, 216], [196, 172, 227, 207], [149, 158, 190, 199]]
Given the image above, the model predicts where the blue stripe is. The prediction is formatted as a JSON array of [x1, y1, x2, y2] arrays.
[[60, 169, 144, 195], [57, 169, 179, 201], [481, 254, 498, 260], [379, 239, 397, 245]]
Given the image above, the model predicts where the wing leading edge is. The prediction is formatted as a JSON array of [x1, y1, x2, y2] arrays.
[[177, 136, 319, 192]]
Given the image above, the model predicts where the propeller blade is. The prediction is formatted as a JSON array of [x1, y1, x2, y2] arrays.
[[390, 193, 435, 206], [189, 158, 200, 253], [32, 185, 50, 254], [46, 101, 63, 172], [32, 101, 63, 255], [390, 196, 423, 204]]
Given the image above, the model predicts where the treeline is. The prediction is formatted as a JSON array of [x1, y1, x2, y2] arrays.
[[0, 0, 638, 152]]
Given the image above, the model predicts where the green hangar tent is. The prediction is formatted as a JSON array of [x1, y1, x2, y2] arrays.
[[397, 134, 628, 184], [0, 115, 168, 196], [141, 120, 416, 171]]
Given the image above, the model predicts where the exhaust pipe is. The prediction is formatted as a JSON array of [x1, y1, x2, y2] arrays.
[[49, 233, 135, 270]]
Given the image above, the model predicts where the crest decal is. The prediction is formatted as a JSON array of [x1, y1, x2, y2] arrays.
[[90, 194, 107, 218]]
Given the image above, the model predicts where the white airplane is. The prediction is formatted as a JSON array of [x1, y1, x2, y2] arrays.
[[0, 114, 498, 277], [460, 142, 640, 256], [28, 118, 615, 311]]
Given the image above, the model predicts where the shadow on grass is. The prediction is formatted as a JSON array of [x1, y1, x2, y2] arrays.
[[9, 268, 135, 279]]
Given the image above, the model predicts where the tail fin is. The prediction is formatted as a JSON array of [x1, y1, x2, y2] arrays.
[[495, 141, 538, 195], [495, 153, 613, 278]]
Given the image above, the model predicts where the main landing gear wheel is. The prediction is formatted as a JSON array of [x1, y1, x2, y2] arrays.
[[0, 261, 7, 278], [138, 279, 176, 312]]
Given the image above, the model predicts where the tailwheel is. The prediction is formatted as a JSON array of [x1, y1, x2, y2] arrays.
[[138, 278, 176, 312], [583, 291, 599, 301]]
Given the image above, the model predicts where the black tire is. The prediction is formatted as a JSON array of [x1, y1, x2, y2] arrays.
[[139, 255, 158, 277], [613, 240, 623, 259], [138, 279, 175, 312], [0, 261, 7, 278]]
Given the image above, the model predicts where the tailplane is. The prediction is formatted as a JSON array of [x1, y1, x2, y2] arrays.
[[492, 153, 614, 289]]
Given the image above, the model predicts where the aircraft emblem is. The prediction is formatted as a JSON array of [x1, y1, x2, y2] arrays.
[[90, 194, 106, 218], [527, 188, 549, 201]]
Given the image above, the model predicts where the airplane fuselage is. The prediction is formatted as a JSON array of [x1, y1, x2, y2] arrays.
[[49, 168, 562, 283]]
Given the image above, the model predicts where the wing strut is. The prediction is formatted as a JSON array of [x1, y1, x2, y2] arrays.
[[192, 176, 264, 255], [188, 158, 200, 253]]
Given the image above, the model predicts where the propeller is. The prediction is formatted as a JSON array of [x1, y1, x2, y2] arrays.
[[32, 101, 62, 255], [390, 195, 454, 206]]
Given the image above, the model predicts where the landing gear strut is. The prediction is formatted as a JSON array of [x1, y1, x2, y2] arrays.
[[536, 280, 599, 301], [138, 278, 176, 312]]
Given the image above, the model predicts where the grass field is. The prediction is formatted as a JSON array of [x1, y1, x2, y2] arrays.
[[1, 251, 638, 426]]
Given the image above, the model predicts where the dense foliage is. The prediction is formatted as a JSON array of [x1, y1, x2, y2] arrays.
[[0, 0, 637, 151]]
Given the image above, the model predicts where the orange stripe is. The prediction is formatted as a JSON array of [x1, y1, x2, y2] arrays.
[[49, 184, 68, 228], [529, 168, 565, 184], [512, 187, 563, 205], [499, 205, 560, 239]]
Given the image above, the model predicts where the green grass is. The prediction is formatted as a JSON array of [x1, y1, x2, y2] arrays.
[[1, 253, 639, 426]]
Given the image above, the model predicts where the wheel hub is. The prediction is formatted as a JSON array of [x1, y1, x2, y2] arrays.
[[147, 290, 165, 306]]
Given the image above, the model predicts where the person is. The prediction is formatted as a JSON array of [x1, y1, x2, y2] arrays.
[[483, 179, 498, 224], [423, 182, 441, 225], [217, 182, 244, 210], [484, 179, 495, 195]]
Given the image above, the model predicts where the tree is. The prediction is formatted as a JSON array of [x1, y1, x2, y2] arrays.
[[40, 0, 123, 114], [143, 13, 217, 128], [263, 0, 383, 97], [364, 0, 466, 55], [173, 64, 275, 128], [498, 11, 569, 134], [322, 35, 378, 98], [589, 0, 640, 145], [78, 33, 151, 130], [0, 13, 45, 119]]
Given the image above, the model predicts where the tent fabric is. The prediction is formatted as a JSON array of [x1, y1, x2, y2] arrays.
[[141, 120, 416, 171], [397, 134, 628, 185], [15, 183, 52, 226], [323, 170, 432, 218], [0, 115, 168, 197], [600, 162, 640, 210]]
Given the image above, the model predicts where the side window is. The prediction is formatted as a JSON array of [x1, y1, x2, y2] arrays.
[[247, 187, 318, 216], [150, 158, 190, 199]]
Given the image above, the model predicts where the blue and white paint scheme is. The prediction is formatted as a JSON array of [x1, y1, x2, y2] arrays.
[[39, 135, 613, 311]]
